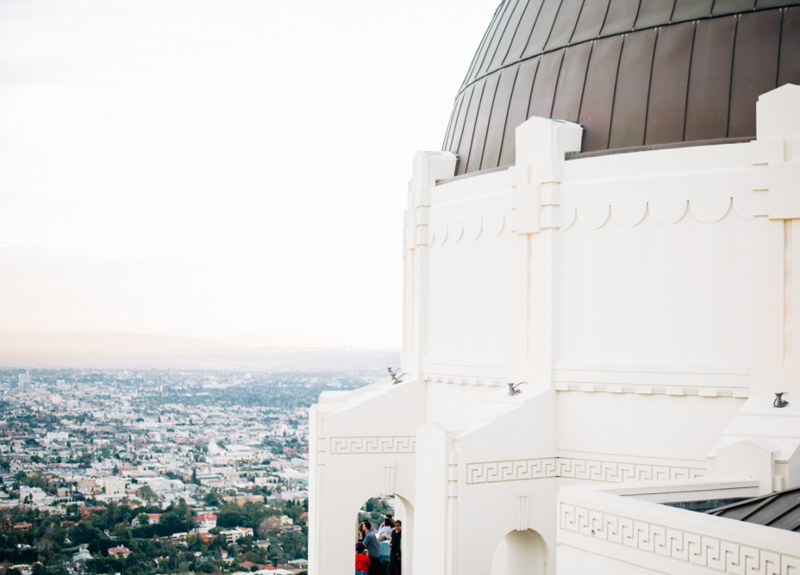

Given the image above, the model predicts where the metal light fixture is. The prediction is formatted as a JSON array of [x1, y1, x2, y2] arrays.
[[774, 392, 789, 408], [388, 367, 406, 385], [508, 382, 527, 396]]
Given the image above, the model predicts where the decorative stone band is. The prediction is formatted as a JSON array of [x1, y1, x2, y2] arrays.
[[423, 374, 505, 387], [329, 436, 416, 455], [419, 362, 751, 395], [559, 502, 800, 574], [421, 356, 508, 388], [554, 364, 750, 399], [466, 457, 704, 485]]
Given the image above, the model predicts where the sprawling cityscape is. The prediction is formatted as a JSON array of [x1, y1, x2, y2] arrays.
[[0, 354, 395, 575]]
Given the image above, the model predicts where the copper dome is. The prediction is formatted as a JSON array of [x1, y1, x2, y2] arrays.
[[443, 0, 800, 176]]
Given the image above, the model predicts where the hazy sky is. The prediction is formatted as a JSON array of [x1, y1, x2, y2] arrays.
[[0, 0, 496, 349]]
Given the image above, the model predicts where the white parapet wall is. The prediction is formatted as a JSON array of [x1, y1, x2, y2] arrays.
[[556, 479, 800, 575], [309, 377, 425, 575]]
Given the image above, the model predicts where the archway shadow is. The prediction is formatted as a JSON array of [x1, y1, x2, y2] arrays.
[[490, 529, 548, 575], [354, 493, 414, 575]]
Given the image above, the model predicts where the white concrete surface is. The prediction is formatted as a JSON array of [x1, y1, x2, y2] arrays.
[[558, 480, 797, 574], [309, 85, 800, 574]]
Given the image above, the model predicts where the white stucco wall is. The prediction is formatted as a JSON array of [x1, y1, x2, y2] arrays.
[[557, 481, 797, 575], [310, 85, 800, 575]]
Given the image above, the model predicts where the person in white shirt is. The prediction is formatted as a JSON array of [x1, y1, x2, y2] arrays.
[[377, 516, 394, 541]]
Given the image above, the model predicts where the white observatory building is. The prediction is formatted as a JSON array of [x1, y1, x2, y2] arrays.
[[310, 0, 800, 573]]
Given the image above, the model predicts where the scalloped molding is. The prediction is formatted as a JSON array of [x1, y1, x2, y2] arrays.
[[560, 196, 750, 232], [429, 137, 763, 241], [430, 215, 505, 245], [429, 191, 752, 243]]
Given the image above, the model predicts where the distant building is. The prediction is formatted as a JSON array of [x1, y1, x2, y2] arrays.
[[191, 532, 215, 543], [79, 506, 107, 519], [18, 373, 31, 393], [227, 494, 264, 506], [72, 548, 91, 564], [219, 526, 253, 545], [45, 431, 69, 444], [76, 479, 97, 495], [100, 478, 126, 496], [107, 546, 132, 558], [197, 474, 223, 486], [194, 513, 217, 530], [131, 513, 162, 527]]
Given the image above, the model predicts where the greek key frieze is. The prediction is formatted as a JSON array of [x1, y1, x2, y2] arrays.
[[329, 436, 416, 455], [560, 503, 800, 574], [465, 457, 704, 485]]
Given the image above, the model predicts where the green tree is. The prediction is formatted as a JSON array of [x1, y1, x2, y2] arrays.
[[217, 510, 241, 528], [204, 489, 220, 507], [156, 512, 187, 537], [136, 485, 157, 503]]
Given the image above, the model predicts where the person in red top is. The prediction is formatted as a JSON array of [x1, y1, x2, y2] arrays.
[[355, 542, 370, 575]]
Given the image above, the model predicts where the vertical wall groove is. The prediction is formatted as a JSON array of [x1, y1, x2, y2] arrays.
[[785, 220, 793, 367]]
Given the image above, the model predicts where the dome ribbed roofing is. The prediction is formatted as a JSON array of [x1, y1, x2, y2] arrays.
[[443, 0, 800, 176]]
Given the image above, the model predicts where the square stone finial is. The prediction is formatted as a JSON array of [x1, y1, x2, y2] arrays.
[[412, 151, 458, 190], [515, 117, 583, 166], [715, 438, 779, 495], [757, 84, 800, 141]]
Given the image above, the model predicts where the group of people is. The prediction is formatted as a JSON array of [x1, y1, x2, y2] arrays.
[[355, 515, 402, 575]]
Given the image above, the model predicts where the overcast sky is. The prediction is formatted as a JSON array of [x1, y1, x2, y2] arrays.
[[0, 0, 496, 349]]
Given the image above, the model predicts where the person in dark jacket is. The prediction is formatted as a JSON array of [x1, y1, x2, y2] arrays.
[[389, 520, 402, 575], [361, 520, 382, 575]]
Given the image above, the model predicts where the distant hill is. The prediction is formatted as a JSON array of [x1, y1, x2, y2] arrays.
[[0, 331, 400, 371], [0, 331, 305, 355]]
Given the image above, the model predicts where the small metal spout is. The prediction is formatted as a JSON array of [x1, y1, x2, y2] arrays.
[[508, 382, 527, 396], [774, 392, 789, 408]]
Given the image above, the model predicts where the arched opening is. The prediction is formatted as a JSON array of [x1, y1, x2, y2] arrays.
[[354, 494, 412, 575], [490, 529, 548, 575]]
